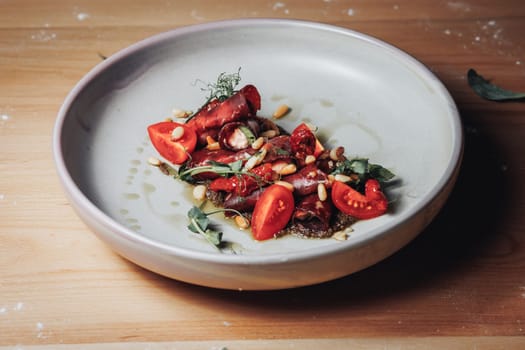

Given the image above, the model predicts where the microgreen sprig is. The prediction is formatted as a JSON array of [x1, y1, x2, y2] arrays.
[[186, 68, 242, 123], [187, 205, 246, 248], [177, 159, 249, 182]]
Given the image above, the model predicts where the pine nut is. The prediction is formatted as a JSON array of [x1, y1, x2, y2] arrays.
[[171, 126, 185, 140], [164, 117, 174, 122], [192, 185, 207, 201], [251, 136, 265, 150], [173, 108, 191, 118], [148, 157, 161, 167], [274, 181, 294, 192], [244, 148, 268, 170], [271, 160, 287, 173], [317, 183, 328, 201], [334, 174, 352, 183], [261, 130, 278, 138], [206, 142, 221, 151], [234, 215, 250, 229], [243, 155, 259, 171], [273, 104, 290, 119], [332, 230, 348, 241], [279, 163, 297, 175], [305, 155, 316, 165], [206, 135, 216, 145]]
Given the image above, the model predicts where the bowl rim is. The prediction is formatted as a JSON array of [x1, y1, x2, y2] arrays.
[[53, 18, 463, 266]]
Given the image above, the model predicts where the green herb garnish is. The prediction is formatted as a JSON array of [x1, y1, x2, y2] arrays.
[[186, 68, 243, 124], [201, 68, 242, 102], [238, 125, 256, 145], [187, 205, 247, 248], [369, 163, 396, 182], [332, 158, 395, 184], [187, 206, 223, 247], [467, 68, 525, 101], [178, 159, 246, 182]]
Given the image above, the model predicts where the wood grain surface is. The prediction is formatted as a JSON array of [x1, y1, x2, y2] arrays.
[[1, 0, 525, 348]]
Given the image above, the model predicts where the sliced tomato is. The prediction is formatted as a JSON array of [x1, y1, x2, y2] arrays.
[[314, 138, 325, 157], [147, 121, 197, 164], [331, 179, 388, 220], [290, 123, 317, 160], [251, 184, 295, 240]]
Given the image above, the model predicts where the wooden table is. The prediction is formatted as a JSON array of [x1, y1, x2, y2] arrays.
[[2, 0, 525, 348]]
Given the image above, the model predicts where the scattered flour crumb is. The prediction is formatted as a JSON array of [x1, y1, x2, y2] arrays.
[[1, 114, 10, 121], [447, 1, 471, 12], [516, 60, 522, 65], [393, 4, 399, 10], [0, 306, 7, 315], [31, 30, 57, 42], [347, 8, 355, 16], [36, 322, 47, 339], [13, 302, 24, 311], [272, 2, 289, 14], [444, 29, 451, 35], [0, 194, 4, 200], [272, 2, 285, 10], [190, 9, 205, 21], [76, 12, 90, 21], [222, 320, 232, 327]]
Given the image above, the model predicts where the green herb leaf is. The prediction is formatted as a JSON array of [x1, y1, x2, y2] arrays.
[[331, 158, 395, 184], [467, 69, 525, 101], [187, 206, 223, 247], [369, 163, 396, 182], [178, 159, 250, 182], [332, 158, 367, 176], [239, 125, 256, 145]]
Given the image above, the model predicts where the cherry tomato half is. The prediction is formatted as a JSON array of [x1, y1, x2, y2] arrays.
[[251, 184, 295, 241], [331, 179, 388, 220], [147, 121, 197, 165]]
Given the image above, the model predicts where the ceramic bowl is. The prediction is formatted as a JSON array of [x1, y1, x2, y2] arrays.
[[53, 19, 463, 290]]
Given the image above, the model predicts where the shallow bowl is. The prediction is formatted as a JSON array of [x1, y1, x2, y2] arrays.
[[53, 19, 463, 290]]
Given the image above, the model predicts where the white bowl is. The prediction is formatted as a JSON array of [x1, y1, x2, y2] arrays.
[[53, 19, 463, 290]]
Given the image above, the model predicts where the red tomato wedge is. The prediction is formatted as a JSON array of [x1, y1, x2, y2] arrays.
[[147, 121, 197, 164], [251, 184, 295, 240], [290, 123, 316, 159], [331, 179, 388, 220]]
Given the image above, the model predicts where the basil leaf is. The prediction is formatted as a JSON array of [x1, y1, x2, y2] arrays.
[[467, 69, 525, 101], [369, 164, 395, 182], [348, 158, 368, 175], [331, 158, 395, 185]]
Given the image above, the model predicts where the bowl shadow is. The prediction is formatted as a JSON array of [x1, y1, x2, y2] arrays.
[[126, 116, 509, 314]]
